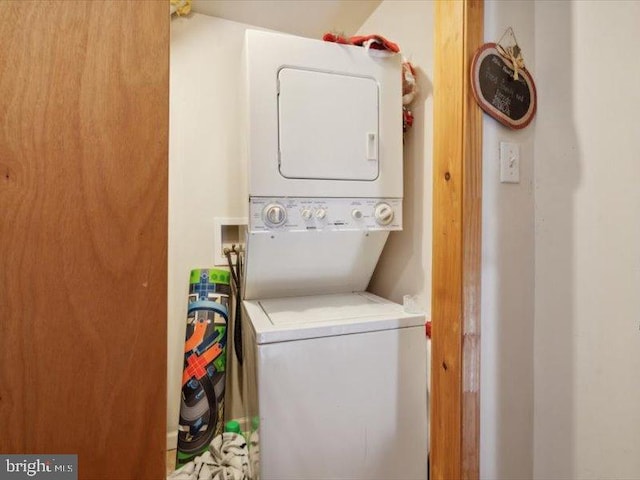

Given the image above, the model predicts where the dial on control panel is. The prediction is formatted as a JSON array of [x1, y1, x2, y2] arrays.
[[315, 208, 327, 220], [374, 202, 394, 226], [262, 203, 287, 227], [301, 208, 313, 220]]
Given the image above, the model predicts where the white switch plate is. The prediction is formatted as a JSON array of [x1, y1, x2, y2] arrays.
[[500, 142, 520, 183]]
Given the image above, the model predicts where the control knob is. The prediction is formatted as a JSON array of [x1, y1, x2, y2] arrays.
[[301, 208, 313, 220], [262, 203, 287, 228], [315, 208, 327, 220], [352, 209, 363, 220], [374, 203, 394, 226]]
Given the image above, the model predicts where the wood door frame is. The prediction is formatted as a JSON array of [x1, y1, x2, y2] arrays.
[[431, 1, 484, 479]]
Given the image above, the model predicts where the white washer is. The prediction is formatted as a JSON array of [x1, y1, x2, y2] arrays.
[[242, 292, 428, 480]]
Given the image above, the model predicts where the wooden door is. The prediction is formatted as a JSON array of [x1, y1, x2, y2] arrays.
[[0, 1, 168, 479]]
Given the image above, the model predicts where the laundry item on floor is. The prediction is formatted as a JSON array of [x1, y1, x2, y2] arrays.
[[168, 432, 250, 480]]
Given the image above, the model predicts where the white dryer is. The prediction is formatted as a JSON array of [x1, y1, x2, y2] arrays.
[[242, 30, 404, 300], [244, 29, 403, 199], [239, 30, 428, 479]]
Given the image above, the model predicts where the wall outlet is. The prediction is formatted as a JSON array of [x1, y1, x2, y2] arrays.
[[500, 142, 520, 184]]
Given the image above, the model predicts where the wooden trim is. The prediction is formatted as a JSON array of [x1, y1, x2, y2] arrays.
[[431, 1, 483, 479], [461, 2, 484, 478]]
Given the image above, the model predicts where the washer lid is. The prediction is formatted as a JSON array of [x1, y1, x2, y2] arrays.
[[244, 292, 426, 344]]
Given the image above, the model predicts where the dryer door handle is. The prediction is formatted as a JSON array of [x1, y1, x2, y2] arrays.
[[366, 132, 378, 161]]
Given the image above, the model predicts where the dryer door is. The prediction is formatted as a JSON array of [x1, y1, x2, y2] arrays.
[[278, 68, 379, 181]]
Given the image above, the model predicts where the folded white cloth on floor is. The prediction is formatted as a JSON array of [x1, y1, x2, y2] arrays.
[[168, 432, 250, 480], [211, 432, 251, 477]]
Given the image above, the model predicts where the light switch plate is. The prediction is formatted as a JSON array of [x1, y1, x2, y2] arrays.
[[500, 142, 520, 183]]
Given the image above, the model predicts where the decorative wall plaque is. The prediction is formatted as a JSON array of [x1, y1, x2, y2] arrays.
[[471, 42, 537, 129]]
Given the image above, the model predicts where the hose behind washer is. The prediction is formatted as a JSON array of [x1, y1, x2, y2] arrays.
[[225, 246, 244, 365]]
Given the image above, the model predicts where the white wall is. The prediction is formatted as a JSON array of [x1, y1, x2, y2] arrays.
[[361, 1, 434, 313], [481, 2, 535, 479], [192, 0, 381, 40], [484, 2, 640, 478], [534, 2, 640, 478], [168, 13, 250, 447]]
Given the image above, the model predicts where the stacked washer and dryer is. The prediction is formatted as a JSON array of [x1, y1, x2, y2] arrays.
[[240, 30, 428, 480]]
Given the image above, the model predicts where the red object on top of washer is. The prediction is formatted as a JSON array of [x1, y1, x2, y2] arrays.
[[322, 33, 400, 53]]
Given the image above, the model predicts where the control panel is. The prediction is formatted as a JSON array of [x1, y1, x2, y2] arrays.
[[249, 197, 402, 232]]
